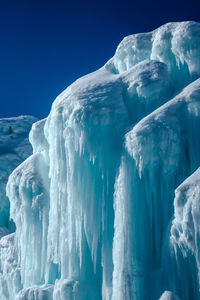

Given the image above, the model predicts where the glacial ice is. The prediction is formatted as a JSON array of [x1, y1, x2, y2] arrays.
[[0, 116, 37, 299], [0, 116, 37, 228], [159, 291, 180, 300], [1, 21, 200, 299]]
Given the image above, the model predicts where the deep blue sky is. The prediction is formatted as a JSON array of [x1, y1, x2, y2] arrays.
[[0, 0, 200, 119]]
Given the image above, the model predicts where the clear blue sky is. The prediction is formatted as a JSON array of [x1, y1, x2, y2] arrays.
[[0, 0, 200, 119]]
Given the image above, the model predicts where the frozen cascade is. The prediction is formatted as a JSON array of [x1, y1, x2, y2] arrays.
[[113, 78, 200, 300], [0, 115, 37, 229], [168, 168, 200, 299], [2, 21, 200, 299], [0, 116, 37, 299]]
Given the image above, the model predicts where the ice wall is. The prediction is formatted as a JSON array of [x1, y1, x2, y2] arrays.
[[2, 21, 200, 300], [0, 116, 37, 299], [168, 168, 200, 299], [113, 78, 200, 300], [0, 116, 37, 228]]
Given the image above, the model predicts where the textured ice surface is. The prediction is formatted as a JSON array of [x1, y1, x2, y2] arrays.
[[0, 116, 37, 299], [0, 116, 37, 228], [159, 291, 180, 300], [2, 21, 200, 299]]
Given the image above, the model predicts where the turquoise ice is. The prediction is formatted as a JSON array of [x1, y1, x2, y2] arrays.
[[1, 21, 200, 299], [0, 116, 37, 230]]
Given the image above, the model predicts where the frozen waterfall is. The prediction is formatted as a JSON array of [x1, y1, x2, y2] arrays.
[[0, 115, 37, 230], [1, 21, 200, 300]]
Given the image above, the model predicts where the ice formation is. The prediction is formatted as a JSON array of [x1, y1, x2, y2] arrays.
[[0, 116, 37, 230], [159, 291, 180, 300], [0, 116, 37, 298], [1, 21, 200, 299]]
